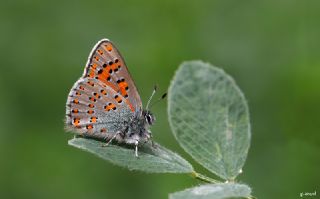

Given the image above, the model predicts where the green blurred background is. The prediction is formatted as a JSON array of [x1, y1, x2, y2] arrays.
[[0, 0, 319, 198]]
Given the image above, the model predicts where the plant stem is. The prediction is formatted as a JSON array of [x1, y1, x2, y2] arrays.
[[190, 171, 220, 184]]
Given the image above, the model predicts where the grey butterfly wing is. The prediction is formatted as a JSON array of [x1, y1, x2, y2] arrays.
[[82, 38, 142, 112], [65, 77, 133, 140]]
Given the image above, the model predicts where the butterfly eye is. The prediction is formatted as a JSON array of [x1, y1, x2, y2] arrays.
[[145, 113, 154, 125]]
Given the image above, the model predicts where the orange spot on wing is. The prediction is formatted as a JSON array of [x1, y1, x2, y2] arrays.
[[88, 70, 94, 78], [73, 118, 80, 126], [105, 44, 113, 51], [127, 102, 134, 112], [114, 95, 122, 103], [91, 63, 98, 69], [89, 96, 96, 102], [118, 81, 129, 97], [97, 49, 103, 55], [100, 128, 107, 133], [120, 90, 128, 97], [87, 80, 94, 86], [110, 63, 117, 70], [86, 124, 93, 130], [97, 70, 119, 92], [94, 93, 100, 98], [98, 66, 111, 81], [116, 62, 122, 69], [100, 89, 107, 95], [90, 117, 97, 123], [73, 99, 79, 104], [105, 103, 116, 111]]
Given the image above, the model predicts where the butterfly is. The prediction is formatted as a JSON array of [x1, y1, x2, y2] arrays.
[[65, 39, 156, 157]]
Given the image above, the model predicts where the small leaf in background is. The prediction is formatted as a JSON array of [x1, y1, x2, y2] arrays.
[[168, 61, 251, 180], [68, 138, 193, 173], [169, 183, 251, 199]]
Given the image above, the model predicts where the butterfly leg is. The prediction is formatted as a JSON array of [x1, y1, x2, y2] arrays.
[[151, 139, 156, 148], [102, 131, 120, 147], [135, 140, 139, 158], [148, 132, 157, 148]]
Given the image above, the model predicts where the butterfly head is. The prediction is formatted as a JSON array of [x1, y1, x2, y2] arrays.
[[143, 110, 155, 126]]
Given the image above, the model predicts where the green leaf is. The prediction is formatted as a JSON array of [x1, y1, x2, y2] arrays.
[[169, 183, 251, 199], [68, 137, 193, 173], [168, 61, 251, 180]]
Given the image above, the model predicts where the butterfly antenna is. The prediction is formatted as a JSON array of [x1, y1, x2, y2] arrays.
[[146, 85, 157, 110], [149, 92, 167, 109]]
